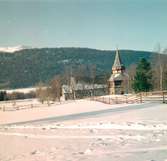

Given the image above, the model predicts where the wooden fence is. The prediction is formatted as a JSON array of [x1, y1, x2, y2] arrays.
[[90, 94, 141, 105], [137, 90, 167, 103], [0, 99, 76, 112], [90, 90, 167, 105], [0, 90, 166, 111]]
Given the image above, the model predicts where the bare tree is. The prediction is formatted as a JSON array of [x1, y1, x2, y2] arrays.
[[152, 44, 163, 90], [74, 64, 87, 82], [89, 64, 96, 96], [36, 82, 46, 104], [152, 45, 167, 90], [127, 64, 137, 93], [162, 49, 167, 90], [70, 76, 76, 99], [62, 65, 71, 85], [49, 75, 62, 102]]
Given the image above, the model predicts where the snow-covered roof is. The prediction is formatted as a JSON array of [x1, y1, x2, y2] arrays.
[[62, 83, 107, 93], [108, 73, 129, 81], [2, 87, 36, 94]]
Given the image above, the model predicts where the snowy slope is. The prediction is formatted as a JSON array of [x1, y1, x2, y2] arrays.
[[0, 45, 31, 53], [0, 99, 167, 161]]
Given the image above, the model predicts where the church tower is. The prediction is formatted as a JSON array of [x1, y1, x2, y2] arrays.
[[108, 49, 129, 95]]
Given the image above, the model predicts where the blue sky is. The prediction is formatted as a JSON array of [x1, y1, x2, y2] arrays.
[[0, 0, 167, 51]]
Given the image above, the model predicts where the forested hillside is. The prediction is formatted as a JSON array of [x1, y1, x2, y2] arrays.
[[0, 48, 154, 89]]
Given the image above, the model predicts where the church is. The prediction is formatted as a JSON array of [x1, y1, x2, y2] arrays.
[[108, 49, 129, 95]]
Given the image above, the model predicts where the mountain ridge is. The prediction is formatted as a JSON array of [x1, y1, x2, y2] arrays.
[[0, 46, 155, 55]]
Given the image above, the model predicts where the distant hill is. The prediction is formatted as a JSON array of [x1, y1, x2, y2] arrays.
[[0, 47, 156, 89]]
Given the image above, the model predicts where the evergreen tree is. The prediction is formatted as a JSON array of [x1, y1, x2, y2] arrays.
[[0, 91, 7, 101], [132, 58, 153, 92]]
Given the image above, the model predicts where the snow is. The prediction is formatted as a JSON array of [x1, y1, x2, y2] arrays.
[[0, 98, 167, 161], [0, 99, 139, 125], [4, 87, 36, 93], [0, 45, 30, 53]]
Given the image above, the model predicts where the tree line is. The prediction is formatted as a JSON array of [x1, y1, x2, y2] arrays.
[[0, 91, 36, 101]]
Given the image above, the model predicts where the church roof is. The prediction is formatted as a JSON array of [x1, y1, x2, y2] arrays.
[[108, 73, 129, 81], [112, 49, 125, 70], [62, 83, 107, 93]]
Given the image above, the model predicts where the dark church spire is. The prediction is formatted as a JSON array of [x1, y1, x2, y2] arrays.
[[112, 49, 125, 71]]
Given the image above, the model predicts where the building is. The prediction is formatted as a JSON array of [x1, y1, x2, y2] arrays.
[[108, 49, 129, 95], [61, 77, 107, 100]]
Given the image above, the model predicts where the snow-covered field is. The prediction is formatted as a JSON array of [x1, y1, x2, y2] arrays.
[[0, 99, 167, 161]]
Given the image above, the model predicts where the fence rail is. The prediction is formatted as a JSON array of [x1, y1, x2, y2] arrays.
[[90, 94, 141, 105], [137, 90, 167, 103], [0, 99, 76, 112], [90, 90, 167, 105]]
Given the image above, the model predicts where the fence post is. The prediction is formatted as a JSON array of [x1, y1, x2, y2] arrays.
[[3, 106, 5, 112], [115, 97, 118, 104], [140, 93, 142, 103], [126, 95, 128, 103], [162, 91, 165, 103]]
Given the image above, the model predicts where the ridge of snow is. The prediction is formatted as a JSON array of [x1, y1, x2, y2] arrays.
[[0, 45, 31, 53]]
